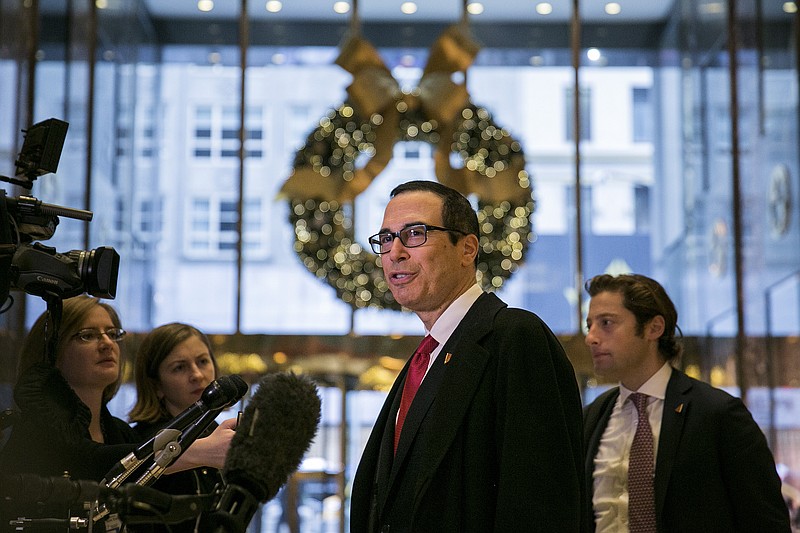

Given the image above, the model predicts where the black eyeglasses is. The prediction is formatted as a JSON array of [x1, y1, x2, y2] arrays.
[[368, 224, 468, 255], [72, 328, 127, 343]]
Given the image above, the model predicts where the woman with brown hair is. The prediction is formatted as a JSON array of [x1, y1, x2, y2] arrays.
[[129, 322, 226, 533]]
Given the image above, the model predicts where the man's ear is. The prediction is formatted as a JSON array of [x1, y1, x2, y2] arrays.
[[461, 234, 479, 267], [645, 315, 665, 340]]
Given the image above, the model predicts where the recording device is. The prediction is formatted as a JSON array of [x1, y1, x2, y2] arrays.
[[0, 474, 119, 532], [103, 375, 249, 488], [0, 475, 209, 529], [205, 372, 322, 533], [0, 118, 120, 313], [3, 373, 318, 531], [0, 473, 115, 509]]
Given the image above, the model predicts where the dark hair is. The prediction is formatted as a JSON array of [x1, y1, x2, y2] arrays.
[[390, 180, 480, 265], [585, 273, 682, 362], [18, 295, 125, 403], [129, 322, 218, 424]]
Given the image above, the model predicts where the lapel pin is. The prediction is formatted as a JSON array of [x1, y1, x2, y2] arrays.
[[444, 353, 453, 364], [675, 403, 684, 413]]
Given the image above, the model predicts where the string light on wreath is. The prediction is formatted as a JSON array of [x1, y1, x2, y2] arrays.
[[475, 196, 535, 290], [279, 23, 536, 311], [454, 106, 523, 178], [293, 105, 380, 185], [290, 198, 398, 309]]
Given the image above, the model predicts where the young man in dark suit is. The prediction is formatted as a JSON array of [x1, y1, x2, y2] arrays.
[[350, 180, 586, 533], [583, 273, 789, 532]]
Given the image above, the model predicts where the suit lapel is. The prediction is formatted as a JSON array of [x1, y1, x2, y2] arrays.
[[654, 368, 691, 517], [365, 363, 406, 521], [386, 293, 504, 494]]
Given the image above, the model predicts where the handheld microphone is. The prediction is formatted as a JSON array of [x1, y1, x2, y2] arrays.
[[204, 372, 321, 533], [102, 375, 248, 487]]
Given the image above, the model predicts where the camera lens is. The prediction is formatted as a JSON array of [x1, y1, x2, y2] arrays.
[[69, 246, 120, 299]]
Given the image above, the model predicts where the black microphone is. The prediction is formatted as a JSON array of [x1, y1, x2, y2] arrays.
[[0, 474, 119, 531], [103, 375, 248, 488], [204, 372, 321, 533], [0, 473, 117, 508], [113, 484, 217, 526]]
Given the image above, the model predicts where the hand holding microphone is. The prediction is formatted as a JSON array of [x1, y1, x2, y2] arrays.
[[170, 417, 237, 471], [94, 372, 319, 531], [103, 375, 247, 488], [132, 375, 247, 486]]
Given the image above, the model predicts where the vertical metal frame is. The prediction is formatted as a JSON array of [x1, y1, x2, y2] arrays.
[[726, 0, 747, 400]]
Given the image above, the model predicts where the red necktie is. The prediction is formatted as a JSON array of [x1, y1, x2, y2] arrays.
[[394, 335, 438, 454], [628, 392, 657, 532]]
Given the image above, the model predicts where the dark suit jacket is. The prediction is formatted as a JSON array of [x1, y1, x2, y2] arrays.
[[583, 368, 790, 533], [350, 292, 586, 533]]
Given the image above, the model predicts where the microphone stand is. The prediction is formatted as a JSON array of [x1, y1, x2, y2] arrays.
[[93, 439, 183, 525], [134, 407, 222, 488], [133, 440, 182, 487], [102, 428, 182, 489]]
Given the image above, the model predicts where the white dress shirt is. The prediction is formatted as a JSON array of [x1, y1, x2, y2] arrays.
[[592, 362, 672, 533], [423, 283, 483, 373]]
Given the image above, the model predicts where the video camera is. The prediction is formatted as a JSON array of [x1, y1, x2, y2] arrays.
[[0, 118, 120, 312]]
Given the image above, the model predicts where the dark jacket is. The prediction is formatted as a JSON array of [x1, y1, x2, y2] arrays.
[[0, 363, 138, 529], [350, 292, 587, 533], [583, 368, 790, 532], [0, 362, 138, 480]]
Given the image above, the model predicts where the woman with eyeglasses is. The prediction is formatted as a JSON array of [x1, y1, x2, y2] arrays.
[[127, 323, 225, 533], [0, 296, 236, 486]]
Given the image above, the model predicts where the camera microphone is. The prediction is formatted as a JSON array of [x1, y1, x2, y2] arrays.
[[0, 473, 116, 508], [204, 372, 321, 533]]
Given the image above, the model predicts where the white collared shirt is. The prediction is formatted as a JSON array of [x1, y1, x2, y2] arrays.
[[394, 284, 483, 426], [422, 283, 483, 374], [592, 362, 672, 533]]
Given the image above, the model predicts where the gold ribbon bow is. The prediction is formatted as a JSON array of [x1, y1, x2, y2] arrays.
[[279, 24, 529, 204]]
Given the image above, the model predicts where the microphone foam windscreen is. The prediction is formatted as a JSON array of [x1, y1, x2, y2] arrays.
[[223, 372, 321, 502]]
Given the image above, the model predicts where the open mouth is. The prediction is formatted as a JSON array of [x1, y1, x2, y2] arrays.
[[389, 271, 415, 283]]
